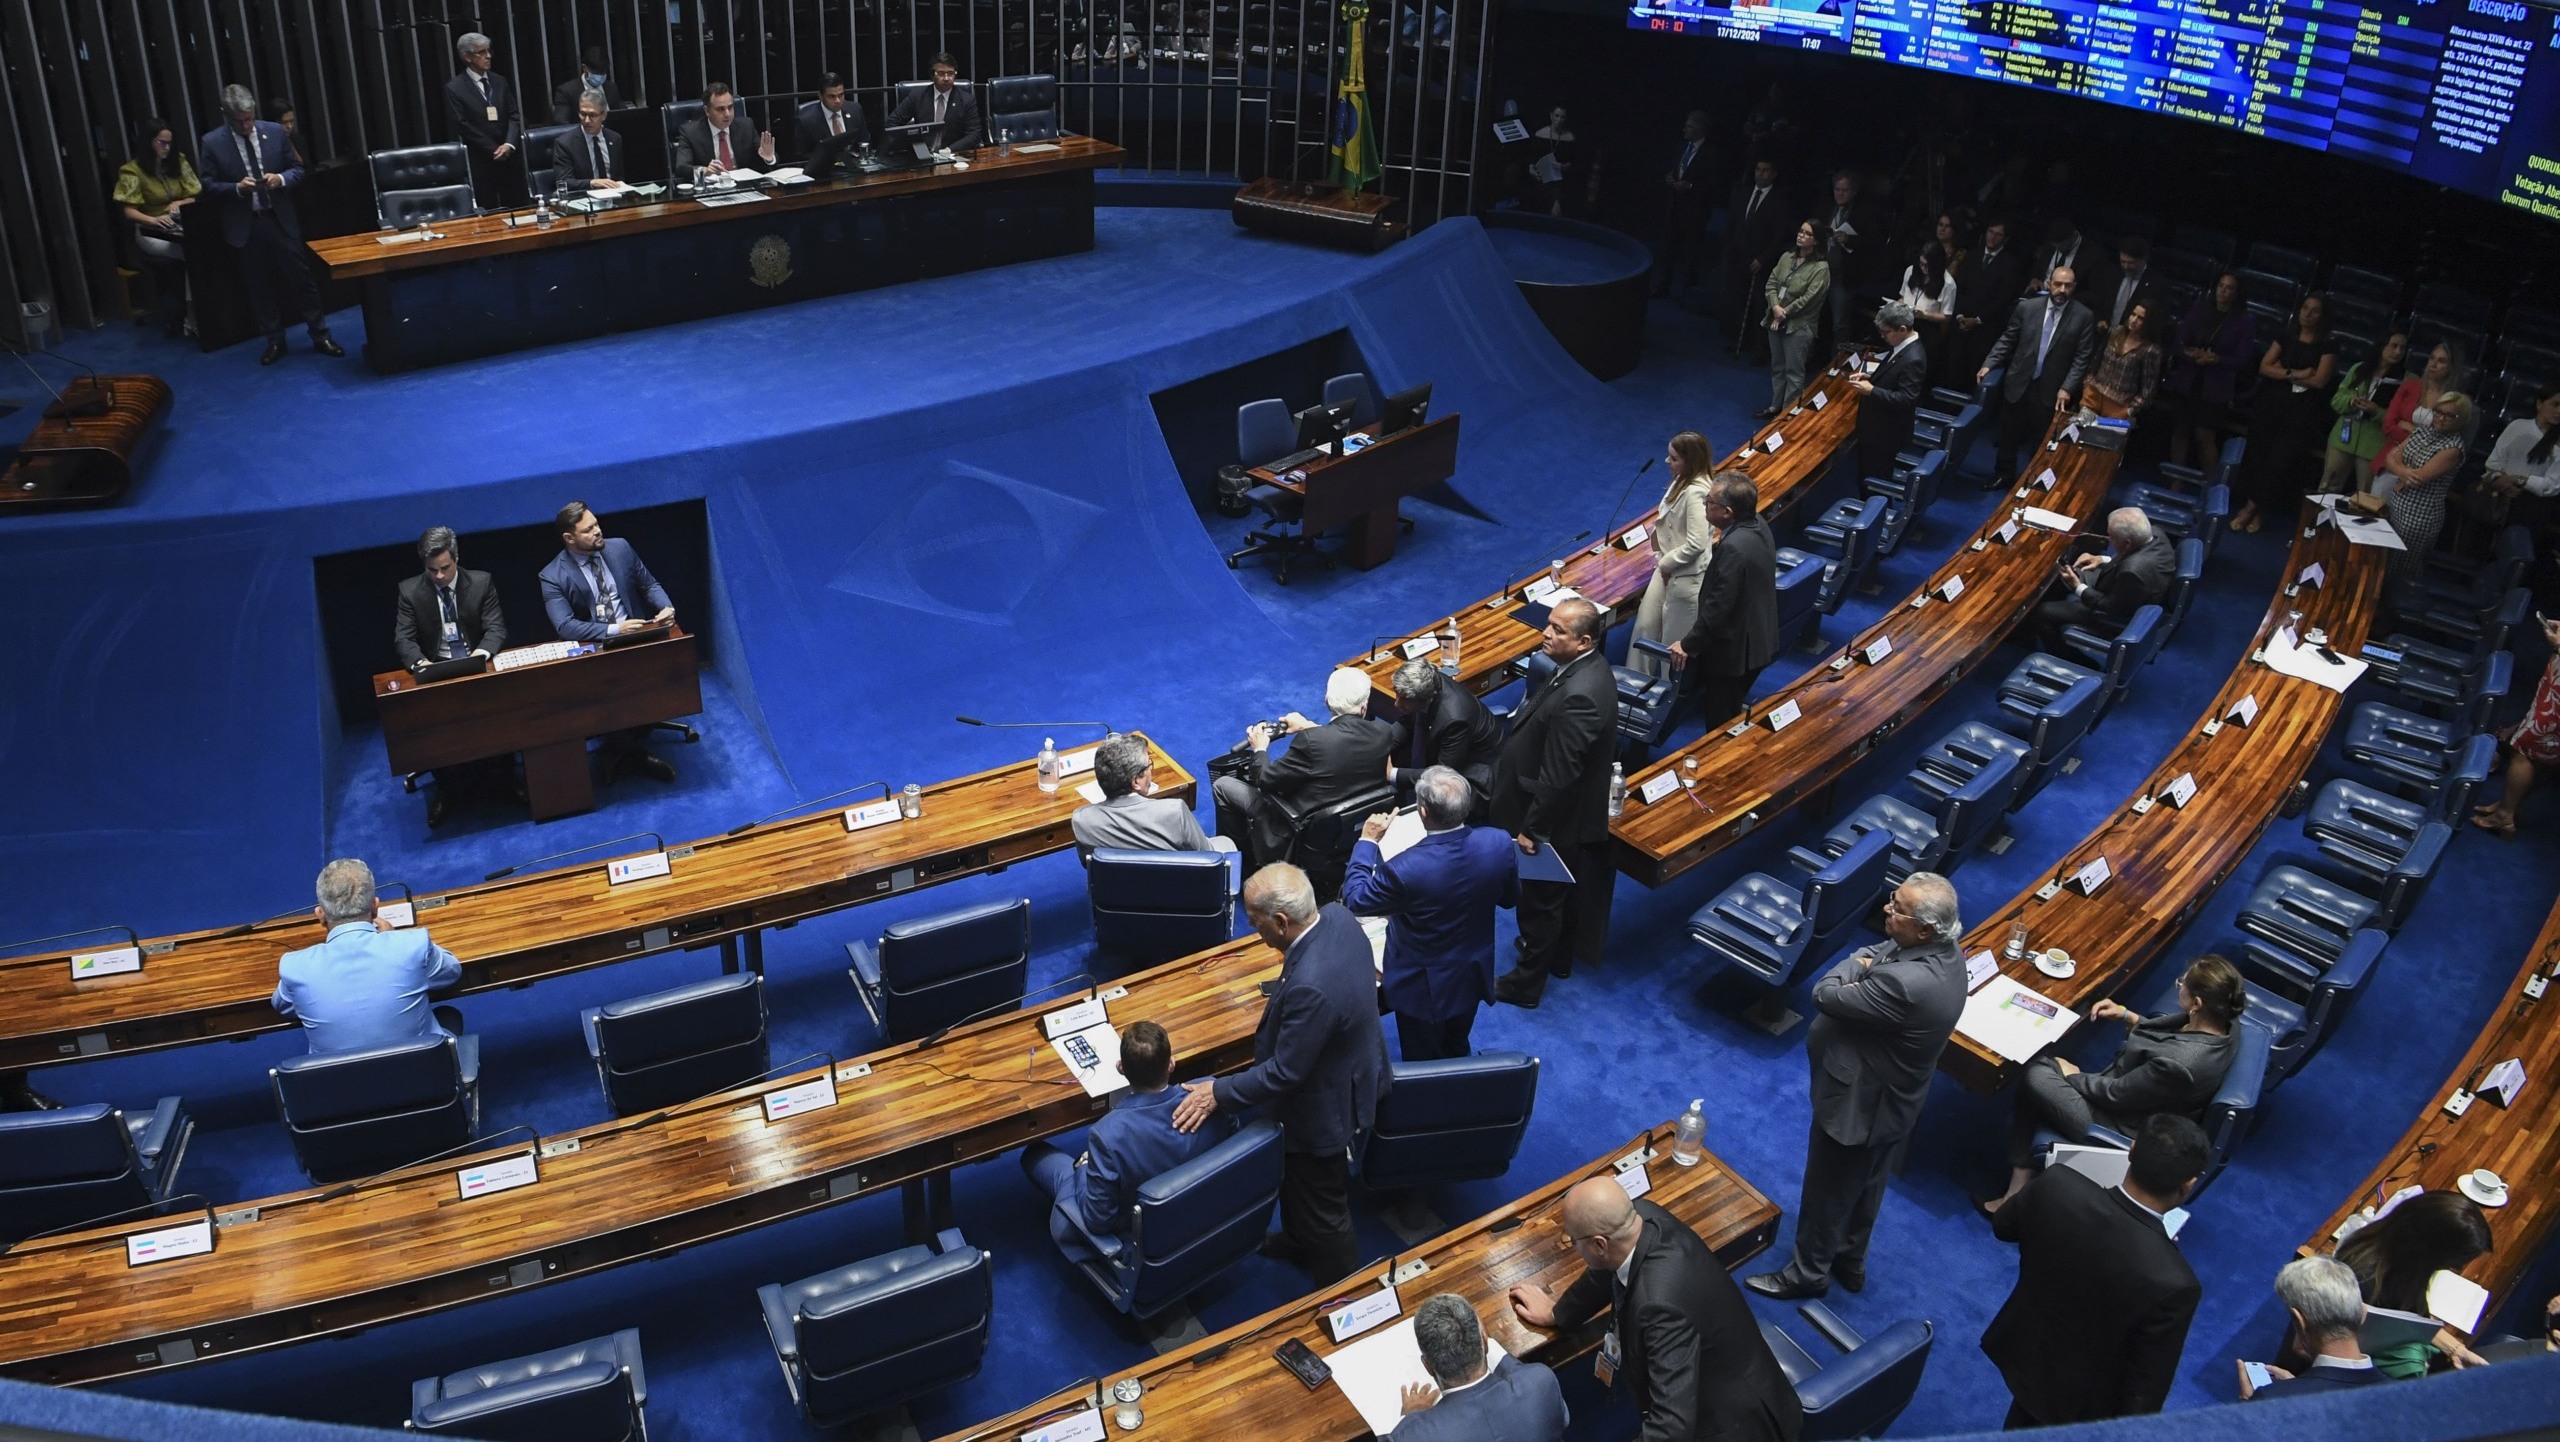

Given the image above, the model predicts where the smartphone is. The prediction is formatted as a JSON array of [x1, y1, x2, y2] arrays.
[[1274, 1337, 1332, 1390], [2241, 1360, 2274, 1393], [1062, 1035, 1101, 1069]]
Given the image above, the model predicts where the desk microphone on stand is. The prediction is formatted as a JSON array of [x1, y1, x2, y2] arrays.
[[1589, 455, 1658, 554]]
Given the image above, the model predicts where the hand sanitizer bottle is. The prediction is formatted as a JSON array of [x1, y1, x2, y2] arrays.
[[1036, 737, 1060, 793], [1672, 1099, 1706, 1166]]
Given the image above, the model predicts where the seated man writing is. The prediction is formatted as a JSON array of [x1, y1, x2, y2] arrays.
[[2034, 505, 2173, 646], [1019, 1020, 1234, 1264]]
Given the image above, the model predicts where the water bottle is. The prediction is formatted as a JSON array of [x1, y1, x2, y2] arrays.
[[1438, 616, 1461, 678], [1547, 559, 1565, 594], [998, 126, 1012, 158], [1671, 1098, 1706, 1167], [534, 188, 554, 228], [1606, 762, 1626, 818], [1037, 737, 1060, 794]]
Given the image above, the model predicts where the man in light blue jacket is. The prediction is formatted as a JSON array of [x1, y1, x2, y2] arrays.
[[272, 858, 462, 1055]]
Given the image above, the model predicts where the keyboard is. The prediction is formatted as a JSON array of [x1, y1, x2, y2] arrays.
[[1268, 447, 1326, 473], [492, 642, 577, 672]]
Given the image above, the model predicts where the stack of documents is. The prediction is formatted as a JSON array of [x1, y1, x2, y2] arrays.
[[1958, 975, 2079, 1063]]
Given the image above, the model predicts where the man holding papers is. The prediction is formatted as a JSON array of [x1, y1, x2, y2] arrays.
[[1490, 599, 1618, 1009], [1342, 766, 1518, 1061], [2240, 1257, 2389, 1400]]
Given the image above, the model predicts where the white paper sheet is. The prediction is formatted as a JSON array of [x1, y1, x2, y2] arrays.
[[2018, 506, 2078, 532], [1047, 1022, 1125, 1098], [2427, 1269, 2490, 1333], [2261, 632, 2369, 693], [1957, 975, 2079, 1063], [1361, 914, 1389, 975], [1325, 1315, 1507, 1437], [1377, 809, 1427, 860], [2333, 511, 2408, 549]]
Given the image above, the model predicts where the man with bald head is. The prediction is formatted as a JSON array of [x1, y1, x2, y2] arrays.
[[1510, 1176, 1803, 1441], [1978, 263, 2098, 485], [1750, 871, 1970, 1300], [1490, 597, 1620, 1007]]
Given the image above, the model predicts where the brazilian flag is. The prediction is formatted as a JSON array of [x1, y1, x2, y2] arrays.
[[1329, 1, 1381, 191]]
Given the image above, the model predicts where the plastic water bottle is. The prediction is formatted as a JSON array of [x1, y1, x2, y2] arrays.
[[1438, 616, 1462, 678], [1037, 737, 1060, 794], [1671, 1098, 1706, 1167], [534, 189, 554, 229], [1606, 762, 1626, 818], [1547, 559, 1565, 594], [998, 126, 1012, 158]]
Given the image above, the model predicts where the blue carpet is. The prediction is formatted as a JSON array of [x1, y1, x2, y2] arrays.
[[5, 209, 2552, 1438]]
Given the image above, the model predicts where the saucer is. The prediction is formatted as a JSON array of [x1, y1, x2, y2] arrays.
[[2459, 1173, 2510, 1208], [2034, 952, 2077, 979]]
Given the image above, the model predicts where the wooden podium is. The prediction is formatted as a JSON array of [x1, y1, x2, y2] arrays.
[[0, 375, 170, 512], [1230, 178, 1405, 252]]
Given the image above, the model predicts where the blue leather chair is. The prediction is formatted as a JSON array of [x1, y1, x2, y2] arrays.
[[1059, 1119, 1284, 1319], [2391, 523, 2530, 633], [1800, 750, 2021, 885], [1867, 449, 1946, 558], [1688, 830, 1893, 987], [2130, 481, 2230, 560], [846, 897, 1031, 1044], [1271, 780, 1398, 899], [2237, 928, 2387, 1081], [2236, 826, 2450, 972], [1761, 1301, 1934, 1440], [2302, 733, 2494, 881], [2343, 658, 2511, 790], [983, 73, 1061, 141], [2056, 603, 2164, 724], [760, 1229, 991, 1427], [1791, 495, 1886, 613], [1994, 651, 2095, 720], [1323, 371, 1379, 427], [1087, 848, 1235, 963], [1227, 398, 1331, 582], [410, 1328, 647, 1440], [2373, 587, 2529, 714], [1608, 639, 1683, 752], [1773, 549, 1827, 650], [2156, 537, 2206, 647], [271, 1033, 480, 1184], [1358, 1053, 1541, 1190], [2043, 1020, 2269, 1197], [581, 971, 769, 1117], [1913, 675, 2102, 812], [369, 142, 473, 228], [0, 1097, 192, 1245]]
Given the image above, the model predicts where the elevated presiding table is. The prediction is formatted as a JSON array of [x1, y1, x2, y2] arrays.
[[309, 137, 1121, 371], [0, 738, 1192, 1073]]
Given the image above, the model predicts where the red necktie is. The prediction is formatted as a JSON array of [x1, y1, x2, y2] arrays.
[[717, 128, 733, 168]]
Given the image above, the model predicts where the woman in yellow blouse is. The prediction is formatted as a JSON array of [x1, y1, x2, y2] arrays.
[[112, 119, 200, 335]]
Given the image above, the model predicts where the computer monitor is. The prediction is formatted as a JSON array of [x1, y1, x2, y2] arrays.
[[1381, 383, 1432, 435], [1292, 401, 1354, 452]]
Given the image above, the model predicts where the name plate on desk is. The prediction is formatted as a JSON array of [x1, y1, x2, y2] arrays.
[[2067, 856, 2112, 896], [2295, 562, 2326, 590], [2161, 773, 2198, 809], [1322, 1285, 1403, 1343], [1810, 390, 1829, 411], [763, 1074, 838, 1122], [1042, 996, 1112, 1038], [70, 947, 141, 981], [1763, 431, 1785, 453], [2227, 694, 2261, 728], [1859, 635, 1894, 665], [1521, 576, 1562, 605], [1058, 748, 1099, 778], [1766, 699, 1802, 732], [126, 1217, 213, 1267], [1638, 771, 1682, 805], [607, 852, 671, 885], [2033, 467, 2057, 491], [375, 901, 416, 929], [1019, 1408, 1110, 1442], [844, 800, 902, 832], [457, 1151, 538, 1201], [1617, 523, 1650, 550], [1398, 635, 1439, 661], [1994, 520, 2021, 545], [1936, 574, 1965, 602]]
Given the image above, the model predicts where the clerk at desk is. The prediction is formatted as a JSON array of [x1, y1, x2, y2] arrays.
[[540, 500, 681, 783], [886, 53, 982, 154], [396, 526, 509, 826]]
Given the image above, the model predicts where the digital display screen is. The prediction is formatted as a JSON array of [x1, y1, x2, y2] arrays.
[[1627, 0, 2560, 221]]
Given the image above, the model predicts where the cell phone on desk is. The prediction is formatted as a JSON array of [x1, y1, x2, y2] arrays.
[[1274, 1338, 1331, 1389]]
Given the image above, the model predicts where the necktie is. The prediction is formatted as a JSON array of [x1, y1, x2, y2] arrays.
[[588, 556, 624, 621], [591, 134, 608, 179], [935, 90, 948, 124], [241, 131, 267, 211], [437, 585, 459, 656], [829, 107, 843, 137], [1746, 187, 1763, 221], [717, 126, 734, 169], [2036, 305, 2060, 375]]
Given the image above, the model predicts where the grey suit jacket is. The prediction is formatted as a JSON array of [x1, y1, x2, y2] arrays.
[[1983, 294, 2100, 404], [1806, 936, 1968, 1148], [674, 115, 768, 172], [1388, 1355, 1570, 1442], [2075, 1012, 2238, 1126], [1071, 791, 1210, 857]]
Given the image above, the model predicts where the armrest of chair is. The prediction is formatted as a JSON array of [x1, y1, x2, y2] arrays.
[[2057, 620, 2120, 664], [1793, 1319, 1935, 1415], [1051, 1202, 1126, 1262], [843, 941, 888, 1032], [411, 1375, 444, 1417], [579, 1006, 604, 1060], [454, 1033, 480, 1088], [1799, 1299, 1864, 1352], [1629, 638, 1673, 665], [2239, 936, 2325, 993], [934, 1226, 971, 1256], [756, 1282, 801, 1364], [2313, 832, 2399, 880], [130, 1095, 187, 1173], [1786, 843, 1839, 875]]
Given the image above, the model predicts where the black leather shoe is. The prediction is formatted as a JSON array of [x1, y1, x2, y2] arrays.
[[630, 752, 677, 783], [1836, 1265, 1866, 1294], [260, 337, 286, 365], [1492, 973, 1543, 1009], [426, 789, 451, 828], [1745, 1270, 1829, 1300], [1256, 1232, 1304, 1264], [1754, 405, 1780, 419], [311, 333, 346, 358]]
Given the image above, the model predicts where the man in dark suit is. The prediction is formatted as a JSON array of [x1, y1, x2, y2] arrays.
[[1212, 668, 1398, 867], [795, 73, 870, 159], [538, 500, 680, 784], [550, 88, 630, 192], [394, 525, 509, 826], [549, 47, 620, 125], [675, 82, 776, 175], [2034, 506, 2176, 645], [2102, 235, 2152, 331], [1978, 264, 2099, 484], [1820, 169, 1883, 344], [1392, 1294, 1569, 1442], [1982, 1115, 2210, 1426], [885, 53, 982, 154], [444, 33, 525, 209], [2242, 1256, 2389, 1402], [197, 86, 341, 366], [1174, 863, 1389, 1282], [1722, 156, 1792, 357], [1343, 766, 1519, 1060], [1387, 660, 1500, 806], [2034, 215, 2087, 294], [1951, 217, 2025, 386], [1021, 1019, 1236, 1267], [1669, 473, 1780, 728], [1751, 871, 1969, 1300], [1490, 598, 1619, 1008], [1654, 110, 1712, 300], [1512, 1178, 1804, 1442], [1851, 301, 1931, 486]]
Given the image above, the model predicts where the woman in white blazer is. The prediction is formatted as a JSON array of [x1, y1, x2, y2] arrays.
[[1630, 430, 1718, 680]]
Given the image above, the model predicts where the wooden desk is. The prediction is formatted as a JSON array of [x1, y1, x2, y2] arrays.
[[0, 376, 170, 513], [373, 629, 704, 821], [940, 1123, 1780, 1442], [308, 138, 1120, 371], [0, 739, 1193, 1073], [1341, 367, 1861, 702], [1611, 411, 2125, 889], [2301, 892, 2560, 1306], [1256, 415, 1461, 569], [0, 929, 1274, 1385], [1940, 517, 2385, 1091]]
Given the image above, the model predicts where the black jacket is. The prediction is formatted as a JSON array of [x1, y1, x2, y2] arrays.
[[548, 125, 626, 188], [394, 569, 507, 669], [1954, 246, 2027, 330], [2072, 533, 2179, 627], [443, 70, 525, 160], [1983, 294, 2101, 404], [550, 75, 622, 126], [1552, 1200, 1805, 1442], [674, 115, 769, 173], [886, 82, 982, 153], [1679, 514, 1779, 677], [1490, 649, 1618, 847], [1982, 1166, 2201, 1422], [795, 98, 871, 155], [1723, 182, 1794, 270], [1210, 903, 1389, 1154], [1395, 680, 1502, 795], [1246, 716, 1398, 861], [1855, 338, 1931, 476]]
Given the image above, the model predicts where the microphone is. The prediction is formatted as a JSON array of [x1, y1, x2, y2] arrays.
[[947, 1377, 1104, 1442], [1589, 455, 1659, 555], [484, 832, 665, 881], [1, 338, 108, 420], [918, 973, 1100, 1049], [1368, 633, 1433, 664], [3, 1192, 213, 1253], [215, 905, 314, 940], [0, 923, 139, 963], [308, 1125, 542, 1205], [726, 781, 890, 836], [954, 717, 1116, 737], [1484, 530, 1594, 608], [619, 1052, 837, 1132]]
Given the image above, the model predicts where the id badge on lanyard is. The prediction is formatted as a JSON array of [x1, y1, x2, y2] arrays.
[[1595, 1327, 1621, 1387]]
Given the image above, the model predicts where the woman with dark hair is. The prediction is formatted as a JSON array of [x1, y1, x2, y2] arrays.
[[2160, 271, 2257, 474], [1628, 430, 1719, 679], [1979, 955, 2246, 1217], [1898, 243, 1958, 386], [2320, 330, 2409, 495], [2085, 297, 2164, 417], [2315, 1190, 2494, 1376], [1761, 218, 1830, 418], [111, 118, 199, 337], [2480, 383, 2560, 526], [2472, 612, 2560, 838], [2231, 293, 2340, 534]]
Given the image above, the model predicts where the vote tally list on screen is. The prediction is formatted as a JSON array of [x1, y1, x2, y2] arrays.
[[1627, 0, 2560, 221]]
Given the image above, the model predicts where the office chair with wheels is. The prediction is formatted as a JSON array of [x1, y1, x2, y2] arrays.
[[1227, 398, 1332, 582], [0, 1097, 194, 1246]]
